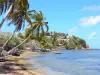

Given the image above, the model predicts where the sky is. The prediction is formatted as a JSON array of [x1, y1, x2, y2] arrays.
[[0, 0, 100, 48]]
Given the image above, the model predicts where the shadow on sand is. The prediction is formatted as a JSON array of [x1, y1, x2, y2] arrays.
[[0, 59, 36, 75]]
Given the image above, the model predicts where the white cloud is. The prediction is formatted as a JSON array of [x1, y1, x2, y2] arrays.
[[80, 15, 100, 26], [88, 32, 96, 40], [82, 5, 100, 11], [68, 27, 78, 33]]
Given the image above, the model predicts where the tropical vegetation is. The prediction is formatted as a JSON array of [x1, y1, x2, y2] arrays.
[[0, 0, 49, 56], [0, 0, 88, 57]]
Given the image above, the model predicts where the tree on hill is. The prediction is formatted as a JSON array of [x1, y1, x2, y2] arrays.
[[51, 32, 57, 47], [64, 35, 86, 50], [65, 39, 76, 49], [73, 36, 86, 48]]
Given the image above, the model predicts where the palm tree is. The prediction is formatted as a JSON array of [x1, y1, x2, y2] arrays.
[[0, 0, 35, 56], [0, 0, 15, 15], [0, 0, 14, 28], [18, 11, 49, 41], [7, 11, 49, 55], [32, 11, 49, 35], [1, 2, 35, 50], [25, 11, 49, 42], [0, 0, 30, 28]]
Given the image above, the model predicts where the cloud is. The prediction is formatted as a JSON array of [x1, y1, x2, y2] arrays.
[[80, 15, 100, 26], [68, 27, 78, 33], [88, 32, 96, 40], [82, 5, 100, 11]]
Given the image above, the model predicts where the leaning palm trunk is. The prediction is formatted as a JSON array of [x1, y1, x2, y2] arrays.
[[7, 33, 32, 55], [0, 28, 16, 56], [2, 29, 16, 49], [0, 4, 13, 28]]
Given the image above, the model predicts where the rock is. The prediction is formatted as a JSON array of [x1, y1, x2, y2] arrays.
[[86, 44, 91, 50], [12, 53, 20, 56], [46, 49, 51, 52], [31, 47, 35, 51], [1, 50, 8, 56], [10, 48, 21, 56], [41, 49, 51, 52]]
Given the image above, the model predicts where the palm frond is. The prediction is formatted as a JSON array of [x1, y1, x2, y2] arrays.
[[0, 0, 4, 15], [44, 22, 49, 32], [0, 0, 15, 15], [28, 10, 36, 15]]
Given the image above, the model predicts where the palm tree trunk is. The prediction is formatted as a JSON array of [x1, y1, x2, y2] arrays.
[[0, 29, 16, 56], [2, 29, 16, 49], [0, 4, 13, 28], [7, 33, 32, 55]]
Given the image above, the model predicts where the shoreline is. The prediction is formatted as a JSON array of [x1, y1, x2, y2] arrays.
[[0, 49, 94, 75], [0, 51, 42, 75]]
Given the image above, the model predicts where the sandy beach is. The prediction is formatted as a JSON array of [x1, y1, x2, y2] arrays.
[[0, 51, 42, 75]]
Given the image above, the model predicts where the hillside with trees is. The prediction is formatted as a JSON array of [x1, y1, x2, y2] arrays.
[[0, 0, 90, 56], [0, 31, 89, 54], [45, 32, 89, 50], [17, 31, 89, 50]]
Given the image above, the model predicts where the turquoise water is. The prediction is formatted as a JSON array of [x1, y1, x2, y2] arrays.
[[32, 50, 100, 75]]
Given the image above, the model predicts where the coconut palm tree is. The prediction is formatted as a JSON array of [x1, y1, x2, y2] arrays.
[[0, 0, 14, 28], [32, 11, 49, 35], [0, 0, 36, 56], [18, 11, 49, 41], [24, 11, 49, 42], [27, 11, 49, 41], [1, 2, 35, 50], [0, 0, 15, 14], [7, 11, 49, 55], [0, 0, 30, 28]]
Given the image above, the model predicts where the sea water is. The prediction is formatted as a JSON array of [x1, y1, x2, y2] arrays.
[[31, 50, 100, 75]]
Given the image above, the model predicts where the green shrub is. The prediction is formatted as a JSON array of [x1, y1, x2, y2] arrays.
[[0, 32, 25, 51]]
